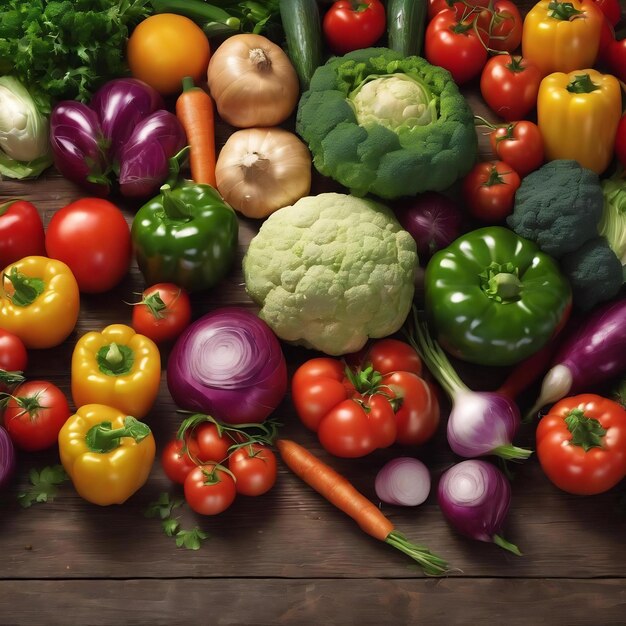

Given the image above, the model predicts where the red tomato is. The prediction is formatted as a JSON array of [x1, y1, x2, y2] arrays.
[[593, 0, 621, 26], [161, 438, 198, 484], [480, 54, 542, 122], [488, 121, 544, 178], [428, 0, 489, 19], [476, 0, 522, 52], [194, 422, 232, 464], [3, 380, 70, 451], [0, 329, 27, 373], [607, 37, 626, 83], [536, 394, 626, 496], [323, 0, 386, 54], [291, 339, 438, 456], [131, 283, 192, 344], [184, 464, 237, 515], [228, 444, 277, 496], [614, 114, 626, 169], [383, 371, 440, 446], [45, 198, 132, 294], [425, 10, 489, 85], [0, 200, 46, 270], [462, 160, 521, 222], [597, 16, 616, 63], [364, 338, 422, 377]]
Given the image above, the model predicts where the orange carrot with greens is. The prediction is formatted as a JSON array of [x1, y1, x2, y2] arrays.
[[175, 76, 217, 186], [276, 439, 448, 576]]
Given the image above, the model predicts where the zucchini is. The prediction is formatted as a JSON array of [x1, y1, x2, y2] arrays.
[[387, 0, 428, 57], [279, 0, 323, 91]]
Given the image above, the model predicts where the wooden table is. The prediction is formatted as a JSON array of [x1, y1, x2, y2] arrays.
[[2, 5, 626, 623]]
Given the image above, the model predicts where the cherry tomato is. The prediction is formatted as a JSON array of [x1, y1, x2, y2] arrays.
[[536, 394, 626, 496], [0, 200, 46, 270], [480, 54, 542, 122], [425, 9, 489, 85], [323, 0, 386, 54], [194, 422, 232, 464], [45, 198, 132, 294], [184, 463, 237, 515], [614, 114, 626, 169], [488, 121, 544, 178], [383, 372, 440, 446], [228, 444, 277, 496], [0, 329, 27, 373], [161, 438, 199, 484], [476, 0, 522, 52], [462, 160, 521, 222], [3, 380, 70, 451], [127, 14, 211, 96], [597, 15, 616, 64], [131, 283, 192, 344]]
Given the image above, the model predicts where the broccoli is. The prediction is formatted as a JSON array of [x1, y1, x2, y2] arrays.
[[560, 237, 623, 311], [506, 160, 604, 259], [295, 47, 477, 200], [242, 192, 417, 356]]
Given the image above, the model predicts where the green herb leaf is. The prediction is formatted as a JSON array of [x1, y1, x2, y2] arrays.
[[144, 492, 184, 520], [17, 465, 69, 508], [162, 518, 181, 537], [175, 527, 209, 551]]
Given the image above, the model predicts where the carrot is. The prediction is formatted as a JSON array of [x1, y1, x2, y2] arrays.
[[276, 439, 448, 576], [175, 76, 217, 186]]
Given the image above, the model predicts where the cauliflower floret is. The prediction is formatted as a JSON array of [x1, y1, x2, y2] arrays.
[[242, 193, 418, 355]]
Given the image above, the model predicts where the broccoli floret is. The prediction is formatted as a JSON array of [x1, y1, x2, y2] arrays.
[[560, 237, 623, 311], [296, 48, 477, 200], [506, 160, 604, 259]]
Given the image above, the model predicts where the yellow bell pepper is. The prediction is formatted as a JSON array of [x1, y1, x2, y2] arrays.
[[59, 404, 156, 506], [0, 256, 80, 349], [537, 69, 622, 175], [522, 0, 603, 76], [72, 324, 161, 419]]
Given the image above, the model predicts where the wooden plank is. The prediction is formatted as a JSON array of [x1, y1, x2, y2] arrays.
[[1, 578, 625, 626]]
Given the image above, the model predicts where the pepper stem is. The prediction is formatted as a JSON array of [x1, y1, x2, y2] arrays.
[[566, 73, 599, 94], [3, 267, 45, 307], [547, 1, 583, 20], [480, 262, 522, 302], [85, 416, 152, 454], [96, 342, 134, 376]]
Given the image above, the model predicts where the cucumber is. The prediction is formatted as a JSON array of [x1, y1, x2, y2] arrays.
[[279, 0, 323, 91], [387, 0, 428, 57]]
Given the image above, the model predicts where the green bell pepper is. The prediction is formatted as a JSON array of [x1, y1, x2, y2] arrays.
[[131, 179, 239, 293], [424, 226, 571, 367]]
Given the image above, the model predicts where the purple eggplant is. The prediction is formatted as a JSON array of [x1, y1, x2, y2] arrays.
[[91, 78, 164, 162], [49, 101, 110, 196], [527, 296, 626, 418], [117, 110, 186, 198]]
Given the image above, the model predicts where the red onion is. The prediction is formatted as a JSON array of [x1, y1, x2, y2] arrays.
[[394, 192, 464, 262], [375, 457, 431, 506], [167, 307, 288, 424], [438, 459, 521, 555], [528, 297, 626, 419], [0, 425, 16, 490], [407, 313, 532, 461]]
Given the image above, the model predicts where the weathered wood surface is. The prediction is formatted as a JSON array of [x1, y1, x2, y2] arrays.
[[3, 1, 626, 622]]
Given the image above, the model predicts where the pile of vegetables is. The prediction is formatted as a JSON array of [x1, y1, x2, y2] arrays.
[[1, 0, 626, 580]]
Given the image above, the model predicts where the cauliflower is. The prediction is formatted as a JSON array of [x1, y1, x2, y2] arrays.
[[242, 193, 418, 355]]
